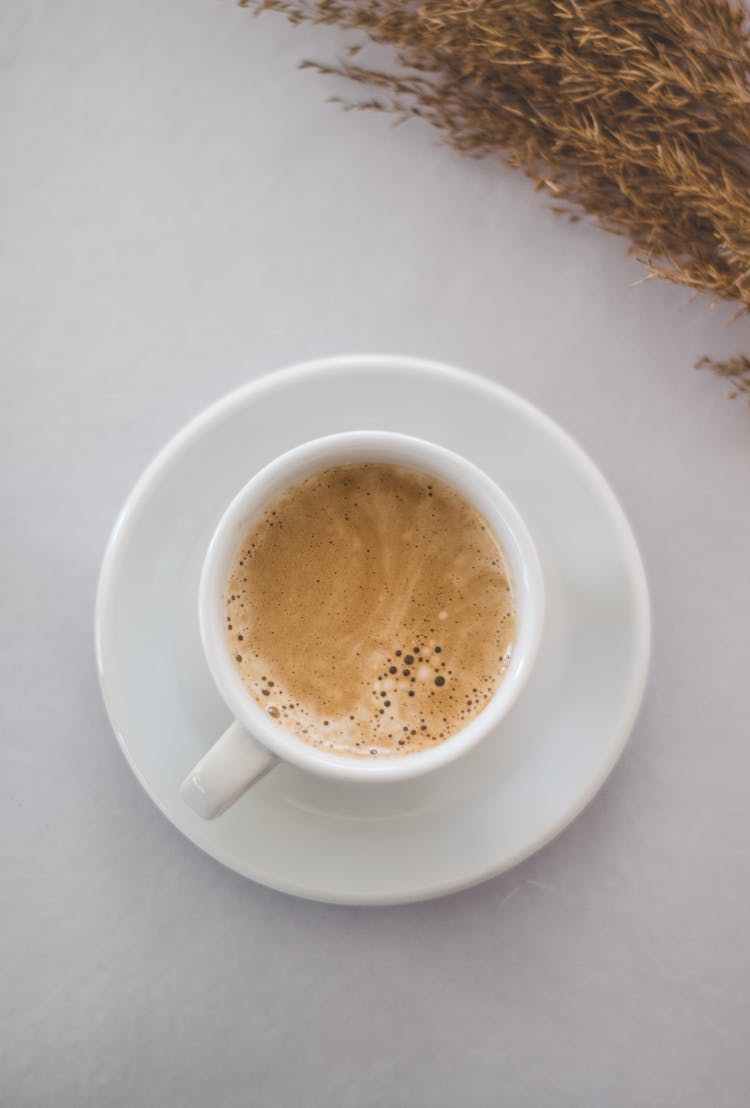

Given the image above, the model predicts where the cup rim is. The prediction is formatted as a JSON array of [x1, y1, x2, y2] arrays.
[[199, 430, 544, 782]]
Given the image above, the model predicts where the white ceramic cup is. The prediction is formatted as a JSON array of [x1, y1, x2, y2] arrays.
[[180, 431, 544, 818]]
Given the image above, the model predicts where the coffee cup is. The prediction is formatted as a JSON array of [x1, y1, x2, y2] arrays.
[[180, 431, 544, 818]]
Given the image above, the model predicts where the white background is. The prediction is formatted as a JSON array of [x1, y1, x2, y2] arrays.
[[2, 2, 749, 1105]]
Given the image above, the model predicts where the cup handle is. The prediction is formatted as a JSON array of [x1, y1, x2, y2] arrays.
[[180, 720, 278, 819]]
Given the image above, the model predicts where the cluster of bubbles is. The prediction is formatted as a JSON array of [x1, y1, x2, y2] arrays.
[[227, 617, 505, 756]]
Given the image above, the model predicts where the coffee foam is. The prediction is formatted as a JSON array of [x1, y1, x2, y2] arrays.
[[225, 463, 515, 757]]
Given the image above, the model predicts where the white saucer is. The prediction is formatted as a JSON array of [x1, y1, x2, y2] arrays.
[[96, 356, 650, 905]]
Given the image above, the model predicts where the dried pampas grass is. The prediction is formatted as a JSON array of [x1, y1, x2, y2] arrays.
[[243, 0, 750, 396]]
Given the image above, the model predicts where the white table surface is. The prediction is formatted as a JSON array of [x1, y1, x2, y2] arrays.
[[2, 3, 749, 1105]]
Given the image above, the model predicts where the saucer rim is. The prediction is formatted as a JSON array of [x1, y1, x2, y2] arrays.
[[95, 354, 651, 904]]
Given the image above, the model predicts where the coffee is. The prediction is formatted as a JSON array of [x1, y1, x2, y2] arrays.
[[225, 463, 515, 757]]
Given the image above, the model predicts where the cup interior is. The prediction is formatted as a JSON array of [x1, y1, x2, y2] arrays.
[[200, 431, 544, 782]]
